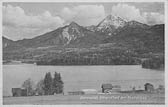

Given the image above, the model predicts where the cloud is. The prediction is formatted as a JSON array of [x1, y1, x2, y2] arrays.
[[111, 4, 145, 22], [3, 5, 64, 28], [3, 26, 53, 40], [3, 5, 65, 40], [3, 4, 164, 40], [143, 12, 164, 25], [111, 4, 164, 25], [60, 5, 105, 26]]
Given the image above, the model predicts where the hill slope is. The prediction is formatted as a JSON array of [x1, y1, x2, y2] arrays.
[[3, 37, 23, 51], [104, 22, 164, 53], [16, 22, 104, 48]]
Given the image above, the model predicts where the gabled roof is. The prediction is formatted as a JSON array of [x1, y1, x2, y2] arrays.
[[144, 83, 154, 86]]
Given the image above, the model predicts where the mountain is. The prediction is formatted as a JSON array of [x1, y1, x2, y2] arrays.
[[86, 15, 150, 36], [3, 37, 13, 48], [104, 23, 164, 53], [96, 15, 127, 35], [2, 37, 22, 51], [112, 20, 150, 35], [2, 15, 164, 63], [16, 22, 104, 48], [85, 25, 97, 32], [126, 20, 149, 28]]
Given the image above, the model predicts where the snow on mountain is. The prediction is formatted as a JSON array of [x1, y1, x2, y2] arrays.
[[85, 25, 97, 32], [97, 15, 127, 29], [61, 22, 85, 45], [96, 15, 127, 35]]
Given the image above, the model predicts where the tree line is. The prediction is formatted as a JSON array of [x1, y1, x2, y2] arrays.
[[36, 49, 141, 65], [22, 72, 64, 96], [37, 56, 140, 65], [142, 56, 164, 69]]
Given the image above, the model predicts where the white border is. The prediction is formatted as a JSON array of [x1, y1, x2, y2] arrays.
[[0, 0, 167, 107], [0, 0, 2, 106], [164, 0, 168, 106], [0, 0, 167, 2]]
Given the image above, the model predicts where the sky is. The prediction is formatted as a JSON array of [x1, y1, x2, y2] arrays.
[[2, 2, 165, 41]]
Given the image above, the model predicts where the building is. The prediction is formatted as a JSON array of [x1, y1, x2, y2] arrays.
[[111, 85, 121, 92], [81, 89, 98, 94], [12, 88, 27, 97], [12, 88, 22, 97], [156, 85, 165, 93], [101, 84, 113, 93], [21, 89, 27, 96], [144, 83, 154, 92], [68, 91, 85, 95]]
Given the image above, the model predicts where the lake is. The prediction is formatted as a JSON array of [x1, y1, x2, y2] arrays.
[[3, 64, 164, 96]]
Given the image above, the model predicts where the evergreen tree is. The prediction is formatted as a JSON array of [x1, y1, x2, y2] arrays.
[[44, 72, 53, 95], [52, 72, 64, 94], [57, 73, 64, 93], [52, 72, 59, 94]]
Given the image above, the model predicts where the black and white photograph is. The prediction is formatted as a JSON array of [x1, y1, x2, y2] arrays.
[[1, 0, 166, 105]]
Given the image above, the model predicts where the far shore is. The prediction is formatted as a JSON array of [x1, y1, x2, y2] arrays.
[[3, 61, 164, 71]]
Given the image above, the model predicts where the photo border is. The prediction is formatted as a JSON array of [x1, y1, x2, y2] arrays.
[[0, 0, 167, 106]]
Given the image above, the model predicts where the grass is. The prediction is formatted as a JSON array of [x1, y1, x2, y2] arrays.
[[3, 93, 165, 105]]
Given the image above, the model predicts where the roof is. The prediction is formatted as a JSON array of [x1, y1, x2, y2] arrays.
[[12, 88, 21, 90], [12, 88, 22, 93], [12, 88, 26, 91], [113, 85, 121, 88], [144, 83, 154, 86], [101, 84, 112, 89]]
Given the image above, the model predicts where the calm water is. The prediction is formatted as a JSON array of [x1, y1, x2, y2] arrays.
[[3, 64, 164, 96]]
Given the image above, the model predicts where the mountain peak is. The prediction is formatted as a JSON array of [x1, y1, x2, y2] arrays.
[[105, 15, 126, 22], [106, 14, 113, 20], [97, 14, 127, 34], [98, 14, 127, 27], [69, 21, 79, 27]]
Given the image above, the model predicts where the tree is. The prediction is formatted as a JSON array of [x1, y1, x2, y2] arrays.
[[35, 79, 45, 95], [52, 72, 59, 94], [22, 78, 34, 96], [44, 72, 53, 95], [52, 72, 64, 94], [57, 73, 64, 93]]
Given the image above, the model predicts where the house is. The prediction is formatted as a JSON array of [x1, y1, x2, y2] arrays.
[[12, 88, 22, 97], [12, 88, 27, 97], [156, 85, 165, 93], [144, 83, 154, 92], [111, 85, 121, 92], [101, 84, 113, 93]]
